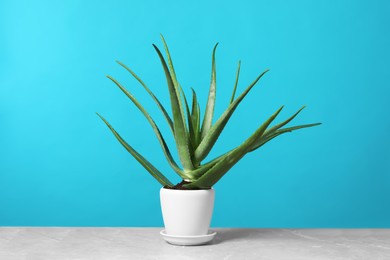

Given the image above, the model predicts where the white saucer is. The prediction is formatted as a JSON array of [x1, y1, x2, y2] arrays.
[[160, 230, 217, 246]]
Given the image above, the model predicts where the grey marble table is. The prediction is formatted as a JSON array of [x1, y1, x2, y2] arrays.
[[0, 228, 389, 260]]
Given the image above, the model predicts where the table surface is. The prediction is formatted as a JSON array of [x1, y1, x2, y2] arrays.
[[0, 228, 389, 260]]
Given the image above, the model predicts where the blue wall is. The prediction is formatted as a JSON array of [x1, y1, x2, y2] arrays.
[[1, 0, 389, 227]]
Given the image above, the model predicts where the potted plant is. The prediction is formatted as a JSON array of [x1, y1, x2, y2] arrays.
[[98, 35, 320, 246]]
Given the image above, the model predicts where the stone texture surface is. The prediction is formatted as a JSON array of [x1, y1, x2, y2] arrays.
[[0, 228, 389, 260]]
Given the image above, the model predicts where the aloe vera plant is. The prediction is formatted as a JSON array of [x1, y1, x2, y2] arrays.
[[98, 36, 321, 189]]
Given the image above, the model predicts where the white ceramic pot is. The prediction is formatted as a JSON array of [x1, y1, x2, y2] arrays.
[[160, 188, 215, 236]]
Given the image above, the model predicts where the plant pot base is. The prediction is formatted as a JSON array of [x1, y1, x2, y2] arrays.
[[160, 188, 215, 237], [160, 230, 217, 246]]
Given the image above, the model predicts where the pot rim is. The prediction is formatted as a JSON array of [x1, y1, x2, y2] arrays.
[[160, 187, 214, 192]]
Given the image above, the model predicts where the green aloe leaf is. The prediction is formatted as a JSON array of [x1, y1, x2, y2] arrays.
[[194, 69, 269, 163], [160, 35, 179, 88], [185, 106, 284, 189], [159, 35, 188, 135], [201, 43, 219, 140], [190, 88, 201, 148], [250, 123, 322, 152], [153, 44, 194, 171], [230, 60, 241, 104], [186, 143, 237, 179], [106, 75, 188, 179], [188, 145, 232, 180], [185, 158, 222, 179], [263, 106, 306, 135], [116, 60, 174, 134], [97, 113, 174, 187], [180, 86, 196, 157], [249, 106, 313, 151], [190, 122, 321, 180], [160, 35, 189, 130]]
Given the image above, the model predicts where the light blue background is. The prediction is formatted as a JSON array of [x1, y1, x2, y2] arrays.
[[1, 0, 389, 227]]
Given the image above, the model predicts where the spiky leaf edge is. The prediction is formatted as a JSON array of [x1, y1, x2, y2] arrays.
[[194, 69, 269, 163], [116, 60, 174, 134], [185, 106, 284, 188], [201, 43, 219, 140], [97, 113, 174, 187], [153, 44, 194, 172], [106, 75, 188, 179]]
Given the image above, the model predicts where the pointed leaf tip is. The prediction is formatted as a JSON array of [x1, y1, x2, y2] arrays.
[[97, 114, 174, 187], [196, 68, 270, 162], [200, 42, 219, 140]]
